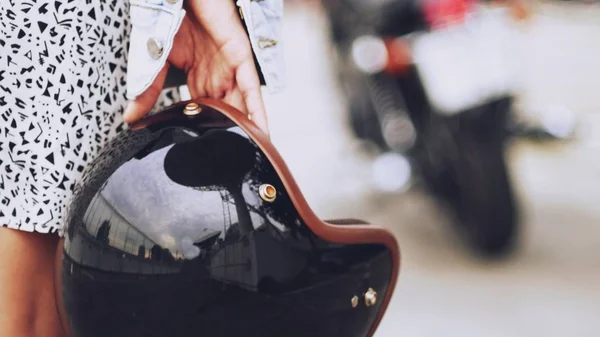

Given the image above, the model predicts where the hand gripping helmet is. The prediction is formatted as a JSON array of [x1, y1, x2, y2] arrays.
[[54, 99, 400, 337]]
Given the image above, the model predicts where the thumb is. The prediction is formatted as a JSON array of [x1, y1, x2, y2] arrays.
[[124, 65, 170, 124]]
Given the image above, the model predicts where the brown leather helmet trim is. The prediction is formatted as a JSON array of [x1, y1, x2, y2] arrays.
[[56, 99, 401, 337], [324, 218, 371, 225]]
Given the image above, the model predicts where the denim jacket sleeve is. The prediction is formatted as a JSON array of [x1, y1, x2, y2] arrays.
[[126, 0, 285, 100]]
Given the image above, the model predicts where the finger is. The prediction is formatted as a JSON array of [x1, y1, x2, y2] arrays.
[[236, 60, 269, 134], [187, 67, 207, 99], [208, 61, 232, 100], [124, 65, 169, 124], [226, 88, 269, 138], [224, 88, 247, 114]]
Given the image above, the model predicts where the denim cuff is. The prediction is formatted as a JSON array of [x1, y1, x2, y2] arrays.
[[126, 0, 186, 100]]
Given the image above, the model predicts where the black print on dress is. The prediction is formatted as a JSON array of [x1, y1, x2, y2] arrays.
[[0, 0, 128, 233], [0, 0, 178, 233]]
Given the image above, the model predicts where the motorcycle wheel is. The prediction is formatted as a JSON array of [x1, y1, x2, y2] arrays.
[[449, 99, 519, 258], [453, 132, 519, 258]]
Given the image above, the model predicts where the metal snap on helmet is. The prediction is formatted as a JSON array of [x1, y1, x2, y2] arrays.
[[54, 99, 400, 337]]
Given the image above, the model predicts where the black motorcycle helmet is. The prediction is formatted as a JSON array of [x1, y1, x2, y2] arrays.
[[54, 99, 400, 337]]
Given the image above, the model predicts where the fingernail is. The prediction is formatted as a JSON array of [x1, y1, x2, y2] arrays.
[[124, 103, 132, 116], [123, 102, 135, 123]]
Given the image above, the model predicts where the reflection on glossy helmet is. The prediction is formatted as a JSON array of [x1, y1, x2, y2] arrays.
[[55, 99, 400, 337]]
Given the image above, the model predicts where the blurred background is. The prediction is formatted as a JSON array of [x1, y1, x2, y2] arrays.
[[261, 0, 600, 336]]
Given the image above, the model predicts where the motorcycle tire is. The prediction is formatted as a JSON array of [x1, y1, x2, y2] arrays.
[[453, 133, 519, 258], [446, 98, 519, 258]]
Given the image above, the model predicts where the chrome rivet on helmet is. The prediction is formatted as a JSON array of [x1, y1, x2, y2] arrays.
[[351, 295, 359, 308], [364, 288, 378, 307], [147, 38, 164, 60], [259, 184, 276, 202], [184, 103, 201, 116]]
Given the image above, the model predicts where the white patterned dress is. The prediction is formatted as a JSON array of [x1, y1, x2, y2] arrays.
[[0, 0, 140, 234]]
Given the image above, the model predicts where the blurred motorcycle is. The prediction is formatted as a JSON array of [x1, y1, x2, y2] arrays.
[[321, 0, 522, 257]]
